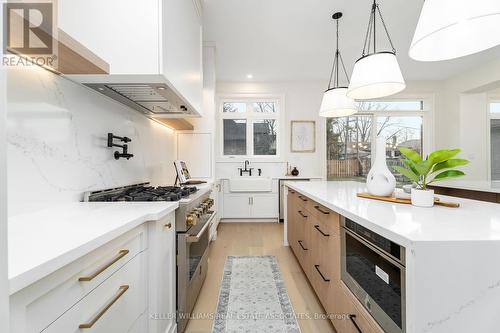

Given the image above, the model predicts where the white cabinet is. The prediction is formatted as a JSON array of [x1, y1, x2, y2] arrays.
[[147, 214, 176, 333], [252, 194, 279, 218], [223, 193, 278, 219], [223, 194, 252, 218], [162, 0, 203, 114], [43, 252, 147, 333], [10, 226, 148, 333], [177, 133, 212, 178], [9, 212, 178, 333], [60, 0, 203, 114]]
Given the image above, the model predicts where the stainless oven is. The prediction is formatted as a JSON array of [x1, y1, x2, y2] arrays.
[[341, 217, 406, 333], [177, 209, 215, 333]]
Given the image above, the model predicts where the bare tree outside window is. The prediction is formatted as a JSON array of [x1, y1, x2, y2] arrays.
[[327, 100, 424, 184], [221, 100, 279, 157]]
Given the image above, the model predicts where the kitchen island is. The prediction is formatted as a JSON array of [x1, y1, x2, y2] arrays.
[[284, 181, 500, 333]]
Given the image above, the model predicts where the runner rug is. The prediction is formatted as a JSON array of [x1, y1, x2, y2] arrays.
[[212, 256, 301, 333]]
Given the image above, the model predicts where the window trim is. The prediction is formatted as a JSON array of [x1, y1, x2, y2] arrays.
[[486, 99, 500, 181], [326, 95, 434, 180], [217, 94, 285, 162]]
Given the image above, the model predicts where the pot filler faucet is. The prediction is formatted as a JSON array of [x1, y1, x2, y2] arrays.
[[238, 160, 254, 176]]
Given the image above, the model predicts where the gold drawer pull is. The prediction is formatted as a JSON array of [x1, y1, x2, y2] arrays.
[[79, 250, 129, 282], [164, 223, 172, 229], [314, 205, 330, 215], [79, 285, 129, 329]]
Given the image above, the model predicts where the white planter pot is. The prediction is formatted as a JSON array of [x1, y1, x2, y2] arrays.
[[411, 188, 435, 207], [366, 137, 396, 197]]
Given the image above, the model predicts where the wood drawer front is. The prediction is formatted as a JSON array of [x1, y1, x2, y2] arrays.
[[310, 223, 341, 283], [296, 193, 312, 210], [44, 251, 147, 333], [10, 226, 147, 333], [294, 209, 312, 278], [340, 283, 385, 333], [309, 203, 339, 235]]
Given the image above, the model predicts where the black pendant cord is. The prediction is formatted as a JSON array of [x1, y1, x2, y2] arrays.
[[327, 13, 350, 90], [362, 0, 396, 57]]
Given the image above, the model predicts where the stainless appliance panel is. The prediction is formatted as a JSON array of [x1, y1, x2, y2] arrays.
[[341, 217, 406, 333], [177, 211, 214, 333]]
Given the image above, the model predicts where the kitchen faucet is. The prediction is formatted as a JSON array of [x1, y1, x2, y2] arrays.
[[238, 160, 253, 176]]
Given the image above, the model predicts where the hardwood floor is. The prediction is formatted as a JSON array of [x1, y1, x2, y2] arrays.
[[184, 222, 336, 333]]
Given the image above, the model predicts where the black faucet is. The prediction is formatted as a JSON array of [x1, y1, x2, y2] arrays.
[[238, 160, 253, 176]]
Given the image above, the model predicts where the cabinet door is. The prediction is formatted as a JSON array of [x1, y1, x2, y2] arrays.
[[148, 215, 176, 333], [58, 0, 160, 74], [223, 195, 251, 218], [251, 195, 278, 218], [157, 218, 176, 333], [162, 0, 203, 113]]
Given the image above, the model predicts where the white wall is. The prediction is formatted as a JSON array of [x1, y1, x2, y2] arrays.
[[437, 57, 500, 181], [216, 81, 326, 179], [7, 66, 177, 216], [0, 1, 10, 328]]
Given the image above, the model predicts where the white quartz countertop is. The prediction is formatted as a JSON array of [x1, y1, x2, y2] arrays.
[[285, 181, 500, 246], [8, 202, 178, 295], [431, 180, 500, 193]]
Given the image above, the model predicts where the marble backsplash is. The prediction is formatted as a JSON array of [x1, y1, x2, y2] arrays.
[[7, 66, 177, 217]]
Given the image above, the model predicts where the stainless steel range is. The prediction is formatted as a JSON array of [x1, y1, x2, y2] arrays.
[[84, 182, 214, 333]]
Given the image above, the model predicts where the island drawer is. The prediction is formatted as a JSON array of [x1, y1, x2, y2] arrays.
[[43, 250, 147, 333], [340, 282, 385, 333], [309, 202, 339, 233], [10, 226, 147, 333], [296, 192, 313, 211]]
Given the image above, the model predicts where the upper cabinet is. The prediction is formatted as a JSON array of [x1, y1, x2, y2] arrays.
[[58, 0, 203, 116]]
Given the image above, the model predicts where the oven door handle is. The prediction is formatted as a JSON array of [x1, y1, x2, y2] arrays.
[[186, 212, 215, 243]]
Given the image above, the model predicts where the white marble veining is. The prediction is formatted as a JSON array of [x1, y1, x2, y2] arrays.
[[8, 202, 178, 295], [286, 180, 500, 245], [7, 67, 177, 216], [285, 181, 500, 333]]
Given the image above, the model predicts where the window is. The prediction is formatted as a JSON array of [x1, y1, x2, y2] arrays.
[[490, 102, 500, 180], [327, 100, 427, 185], [220, 99, 280, 158]]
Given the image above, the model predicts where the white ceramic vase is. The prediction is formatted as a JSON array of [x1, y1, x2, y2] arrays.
[[411, 188, 435, 207], [366, 137, 396, 197]]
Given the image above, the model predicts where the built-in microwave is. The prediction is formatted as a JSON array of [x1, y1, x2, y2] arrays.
[[341, 217, 406, 333]]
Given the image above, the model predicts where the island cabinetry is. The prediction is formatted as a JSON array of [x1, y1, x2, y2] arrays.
[[286, 188, 384, 333]]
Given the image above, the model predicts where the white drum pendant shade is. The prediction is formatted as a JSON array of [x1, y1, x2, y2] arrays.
[[320, 87, 357, 117], [410, 0, 500, 61], [347, 52, 406, 100]]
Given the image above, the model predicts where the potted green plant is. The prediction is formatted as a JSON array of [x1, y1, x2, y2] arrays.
[[393, 148, 469, 207]]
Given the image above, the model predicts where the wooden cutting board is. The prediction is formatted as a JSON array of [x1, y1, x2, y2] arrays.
[[357, 192, 460, 208]]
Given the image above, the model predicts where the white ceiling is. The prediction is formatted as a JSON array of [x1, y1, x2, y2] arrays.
[[203, 0, 500, 82]]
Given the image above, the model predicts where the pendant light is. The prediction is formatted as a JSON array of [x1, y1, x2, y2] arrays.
[[410, 0, 500, 61], [319, 12, 357, 118], [347, 0, 406, 100]]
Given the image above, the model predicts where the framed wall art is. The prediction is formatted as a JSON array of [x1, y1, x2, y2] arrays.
[[290, 120, 316, 153]]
